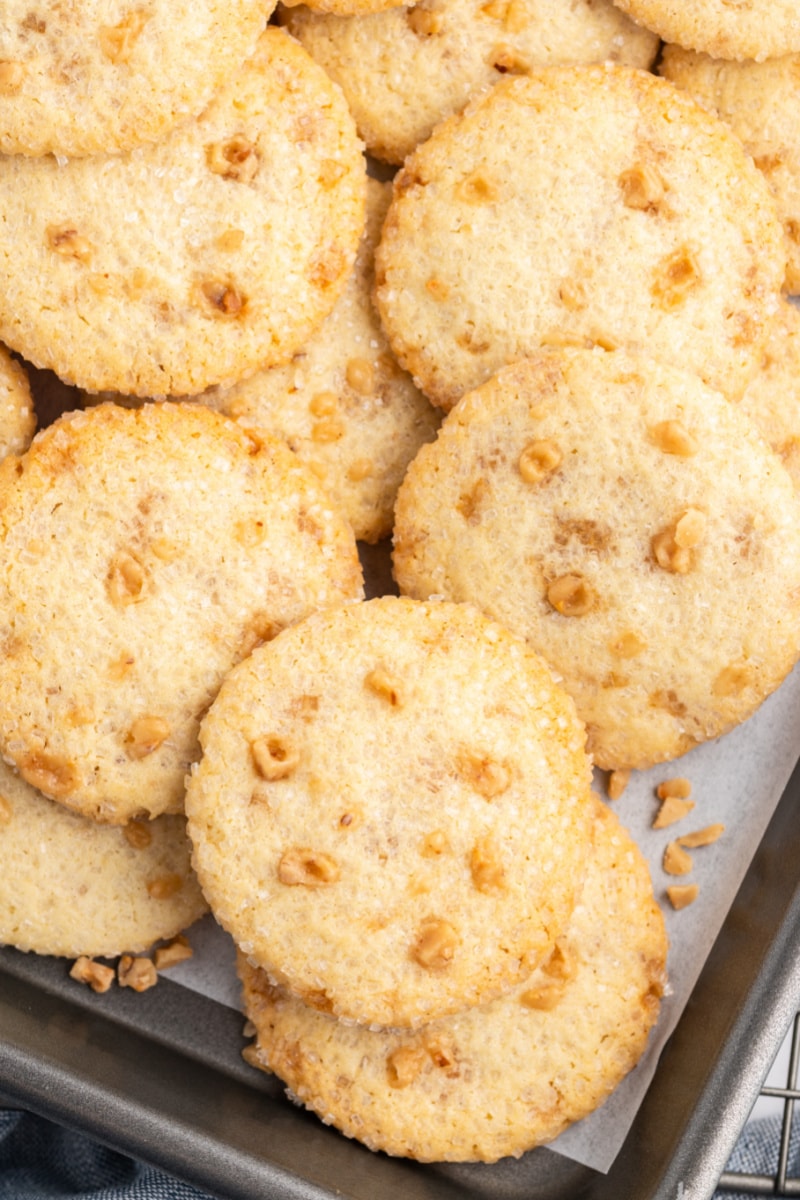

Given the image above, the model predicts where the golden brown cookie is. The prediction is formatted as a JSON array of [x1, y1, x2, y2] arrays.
[[0, 757, 207, 959], [0, 1, 273, 158], [0, 401, 363, 824], [187, 596, 594, 1028], [238, 797, 667, 1162], [659, 45, 800, 293], [374, 64, 785, 411], [737, 299, 800, 490], [393, 349, 800, 770], [281, 0, 659, 164], [0, 28, 365, 399], [610, 0, 800, 61]]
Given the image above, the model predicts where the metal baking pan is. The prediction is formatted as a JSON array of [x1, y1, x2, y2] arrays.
[[2, 743, 799, 1200]]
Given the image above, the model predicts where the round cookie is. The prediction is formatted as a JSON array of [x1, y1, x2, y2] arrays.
[[0, 346, 35, 460], [659, 46, 800, 293], [281, 0, 659, 164], [0, 758, 207, 959], [202, 178, 441, 543], [0, 2, 272, 158], [187, 596, 594, 1029], [737, 299, 800, 491], [0, 27, 365, 399], [374, 64, 785, 411], [609, 0, 800, 62], [238, 797, 667, 1162], [0, 401, 363, 824], [393, 349, 800, 770]]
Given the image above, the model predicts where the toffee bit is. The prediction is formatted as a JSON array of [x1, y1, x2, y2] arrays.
[[677, 823, 725, 849], [666, 883, 699, 911]]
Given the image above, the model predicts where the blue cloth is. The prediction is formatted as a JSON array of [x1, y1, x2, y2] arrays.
[[1, 1106, 798, 1198], [714, 1112, 800, 1199], [0, 1109, 212, 1199]]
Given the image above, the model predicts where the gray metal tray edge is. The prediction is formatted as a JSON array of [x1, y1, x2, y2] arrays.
[[2, 756, 799, 1200]]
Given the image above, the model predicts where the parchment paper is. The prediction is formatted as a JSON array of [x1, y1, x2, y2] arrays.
[[165, 541, 800, 1174]]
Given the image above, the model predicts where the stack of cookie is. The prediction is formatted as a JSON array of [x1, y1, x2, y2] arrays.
[[0, 399, 364, 968], [186, 596, 668, 1162], [0, 0, 797, 1172], [369, 54, 800, 773]]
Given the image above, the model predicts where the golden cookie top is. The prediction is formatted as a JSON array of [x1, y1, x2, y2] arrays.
[[0, 1, 273, 157], [611, 0, 800, 61], [187, 595, 594, 1028], [393, 349, 800, 769], [238, 798, 667, 1162], [0, 757, 207, 958], [0, 28, 366, 398], [0, 401, 363, 823], [375, 64, 785, 410]]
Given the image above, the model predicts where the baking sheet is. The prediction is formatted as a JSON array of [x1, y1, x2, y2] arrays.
[[128, 538, 800, 1175], [2, 487, 800, 1186], [2, 724, 799, 1200]]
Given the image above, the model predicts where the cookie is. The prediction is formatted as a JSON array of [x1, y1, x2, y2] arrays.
[[0, 2, 272, 158], [238, 796, 667, 1162], [659, 46, 800, 293], [0, 401, 364, 824], [374, 64, 785, 411], [393, 349, 800, 770], [200, 178, 441, 543], [0, 345, 35, 460], [609, 0, 800, 62], [0, 28, 366, 399], [737, 299, 800, 491], [0, 757, 207, 959], [186, 596, 593, 1029], [281, 0, 659, 164], [282, 0, 407, 17]]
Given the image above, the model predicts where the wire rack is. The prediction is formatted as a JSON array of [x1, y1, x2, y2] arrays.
[[716, 1011, 800, 1196]]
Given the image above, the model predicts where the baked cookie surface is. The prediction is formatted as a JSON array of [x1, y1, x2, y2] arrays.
[[282, 0, 407, 18], [203, 178, 440, 543], [659, 46, 800, 293], [610, 0, 800, 61], [393, 349, 800, 770], [238, 796, 667, 1162], [737, 299, 800, 491], [281, 0, 659, 164], [374, 64, 785, 411], [0, 2, 272, 158], [0, 758, 207, 959], [0, 401, 363, 824], [187, 596, 593, 1029], [0, 28, 366, 398]]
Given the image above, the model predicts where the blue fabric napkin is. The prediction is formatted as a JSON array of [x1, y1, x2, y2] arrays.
[[0, 1109, 212, 1199]]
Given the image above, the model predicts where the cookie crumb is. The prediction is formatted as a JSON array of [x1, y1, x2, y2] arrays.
[[241, 1043, 264, 1070], [663, 840, 693, 876], [656, 777, 692, 801], [666, 883, 699, 910], [153, 935, 193, 970], [677, 823, 725, 849], [118, 954, 158, 992], [69, 955, 115, 993], [653, 795, 695, 828]]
